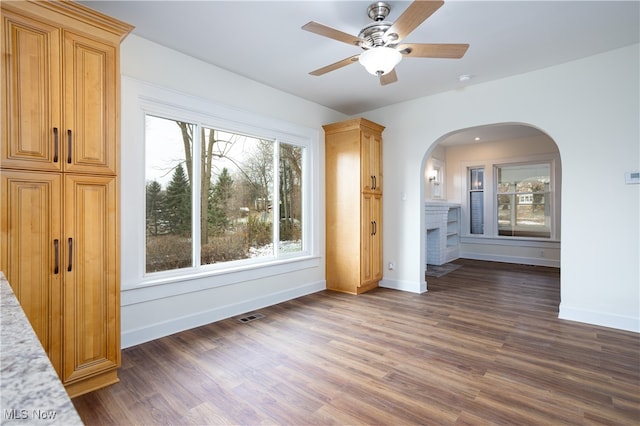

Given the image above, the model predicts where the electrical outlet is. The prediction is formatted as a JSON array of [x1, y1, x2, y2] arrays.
[[388, 262, 395, 270]]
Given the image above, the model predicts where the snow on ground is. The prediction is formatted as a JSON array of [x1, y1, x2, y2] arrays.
[[249, 241, 302, 257]]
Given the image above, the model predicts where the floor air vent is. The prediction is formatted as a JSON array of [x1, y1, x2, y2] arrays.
[[237, 313, 265, 324]]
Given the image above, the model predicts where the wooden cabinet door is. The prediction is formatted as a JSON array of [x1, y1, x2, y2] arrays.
[[360, 130, 382, 193], [361, 192, 382, 286], [370, 192, 383, 283], [1, 10, 62, 172], [0, 170, 63, 375], [63, 174, 119, 385], [63, 31, 118, 175]]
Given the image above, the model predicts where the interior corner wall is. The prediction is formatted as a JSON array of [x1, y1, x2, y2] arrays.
[[368, 44, 640, 332], [118, 35, 346, 347]]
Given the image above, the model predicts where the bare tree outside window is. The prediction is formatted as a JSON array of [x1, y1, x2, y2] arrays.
[[144, 114, 304, 274], [279, 143, 303, 254]]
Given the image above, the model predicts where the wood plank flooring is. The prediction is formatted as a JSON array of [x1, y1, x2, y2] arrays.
[[73, 260, 640, 425]]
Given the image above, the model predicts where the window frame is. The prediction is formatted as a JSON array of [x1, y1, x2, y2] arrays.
[[468, 166, 485, 235], [495, 162, 552, 238], [460, 154, 560, 242], [121, 77, 320, 292]]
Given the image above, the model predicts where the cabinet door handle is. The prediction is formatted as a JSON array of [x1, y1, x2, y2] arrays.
[[370, 175, 375, 190], [53, 128, 59, 163], [54, 239, 59, 274], [371, 221, 375, 236], [373, 221, 377, 236], [67, 237, 73, 272], [67, 129, 72, 164], [373, 175, 377, 190]]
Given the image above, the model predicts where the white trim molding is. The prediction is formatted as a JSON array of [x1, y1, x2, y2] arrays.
[[379, 278, 426, 294], [122, 279, 326, 348], [559, 304, 640, 333]]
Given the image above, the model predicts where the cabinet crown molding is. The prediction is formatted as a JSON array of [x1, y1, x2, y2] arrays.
[[323, 117, 385, 134], [3, 0, 134, 41]]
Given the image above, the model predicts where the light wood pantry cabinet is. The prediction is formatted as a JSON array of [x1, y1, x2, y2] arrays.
[[324, 118, 384, 294], [2, 1, 124, 175], [0, 0, 132, 397], [0, 171, 63, 372], [62, 174, 119, 396]]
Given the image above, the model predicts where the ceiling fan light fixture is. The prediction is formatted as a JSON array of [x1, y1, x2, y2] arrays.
[[358, 47, 402, 76]]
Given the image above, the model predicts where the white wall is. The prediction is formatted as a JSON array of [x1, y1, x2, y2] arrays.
[[372, 44, 639, 332], [119, 35, 346, 347], [120, 35, 344, 130], [424, 144, 446, 200], [119, 35, 639, 344], [443, 135, 560, 204], [439, 134, 562, 267]]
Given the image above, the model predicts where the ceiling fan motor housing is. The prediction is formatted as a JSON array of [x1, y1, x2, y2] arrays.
[[367, 1, 391, 21], [359, 2, 397, 48], [358, 2, 399, 76], [358, 21, 393, 48]]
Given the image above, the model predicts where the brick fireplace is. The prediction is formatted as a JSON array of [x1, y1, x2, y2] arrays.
[[425, 203, 460, 266]]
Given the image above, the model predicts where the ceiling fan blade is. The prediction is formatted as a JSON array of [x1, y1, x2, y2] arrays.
[[309, 55, 360, 76], [397, 43, 469, 59], [384, 0, 444, 44], [301, 21, 362, 46], [379, 69, 398, 86]]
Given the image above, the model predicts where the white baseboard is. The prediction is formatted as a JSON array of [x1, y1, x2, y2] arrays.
[[121, 280, 326, 348], [379, 278, 426, 294], [459, 252, 560, 268], [559, 304, 640, 333]]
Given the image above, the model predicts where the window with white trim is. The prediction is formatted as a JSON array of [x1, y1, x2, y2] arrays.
[[144, 113, 306, 275], [496, 163, 551, 238], [465, 159, 556, 240]]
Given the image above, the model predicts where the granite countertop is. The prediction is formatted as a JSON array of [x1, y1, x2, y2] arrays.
[[0, 272, 83, 425]]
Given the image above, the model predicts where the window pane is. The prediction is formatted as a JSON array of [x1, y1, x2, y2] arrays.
[[470, 191, 484, 234], [200, 129, 274, 265], [497, 163, 551, 238], [469, 167, 484, 234], [279, 143, 303, 254], [497, 194, 513, 229], [470, 168, 484, 190], [497, 164, 549, 193], [145, 115, 193, 273]]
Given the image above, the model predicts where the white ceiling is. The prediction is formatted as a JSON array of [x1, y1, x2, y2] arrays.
[[81, 1, 638, 143], [438, 123, 550, 146], [81, 1, 638, 116]]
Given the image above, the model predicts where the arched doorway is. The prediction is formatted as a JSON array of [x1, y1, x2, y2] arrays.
[[420, 123, 561, 289]]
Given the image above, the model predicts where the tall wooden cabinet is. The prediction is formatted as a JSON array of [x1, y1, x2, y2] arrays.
[[0, 0, 132, 397], [324, 118, 384, 294]]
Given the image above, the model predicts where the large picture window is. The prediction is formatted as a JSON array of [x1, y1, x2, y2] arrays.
[[145, 114, 304, 274]]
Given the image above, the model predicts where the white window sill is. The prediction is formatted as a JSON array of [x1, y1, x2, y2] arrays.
[[460, 235, 560, 247]]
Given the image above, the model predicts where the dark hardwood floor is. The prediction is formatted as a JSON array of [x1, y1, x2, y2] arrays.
[[73, 259, 640, 425]]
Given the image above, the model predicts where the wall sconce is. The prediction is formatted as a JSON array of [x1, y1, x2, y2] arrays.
[[428, 170, 439, 183]]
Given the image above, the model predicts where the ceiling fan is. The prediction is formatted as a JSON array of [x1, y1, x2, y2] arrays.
[[302, 0, 469, 86]]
